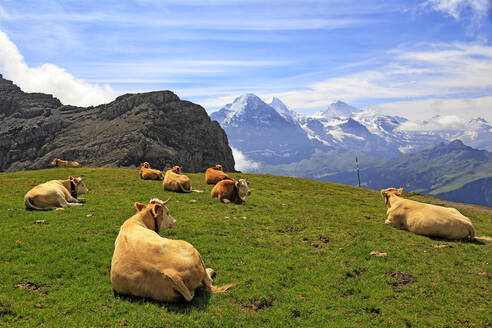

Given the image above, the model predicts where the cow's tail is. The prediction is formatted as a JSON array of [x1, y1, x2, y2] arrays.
[[24, 196, 54, 211], [178, 183, 192, 193], [210, 284, 236, 293]]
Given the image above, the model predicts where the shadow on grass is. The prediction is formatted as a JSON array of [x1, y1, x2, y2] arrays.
[[428, 236, 485, 245], [113, 289, 212, 313]]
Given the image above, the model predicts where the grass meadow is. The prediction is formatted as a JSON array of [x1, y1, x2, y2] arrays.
[[0, 168, 490, 327]]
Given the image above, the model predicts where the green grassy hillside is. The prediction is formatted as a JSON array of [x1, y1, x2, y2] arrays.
[[0, 168, 491, 327]]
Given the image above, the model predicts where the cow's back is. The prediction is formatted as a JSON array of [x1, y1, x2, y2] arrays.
[[392, 199, 474, 239]]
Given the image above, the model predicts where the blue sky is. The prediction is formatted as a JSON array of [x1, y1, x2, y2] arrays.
[[0, 0, 491, 123]]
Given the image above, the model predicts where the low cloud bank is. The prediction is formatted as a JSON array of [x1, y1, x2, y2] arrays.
[[231, 147, 260, 172]]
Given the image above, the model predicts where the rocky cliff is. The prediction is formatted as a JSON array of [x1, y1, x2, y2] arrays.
[[0, 74, 235, 172]]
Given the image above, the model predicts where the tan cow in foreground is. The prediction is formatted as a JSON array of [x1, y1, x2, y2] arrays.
[[110, 198, 234, 302], [381, 187, 475, 240], [163, 166, 201, 193], [205, 164, 233, 185], [24, 176, 89, 210], [139, 162, 164, 180], [52, 158, 81, 168], [211, 179, 251, 204]]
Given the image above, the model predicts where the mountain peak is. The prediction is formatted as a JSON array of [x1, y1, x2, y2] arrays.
[[316, 100, 362, 119]]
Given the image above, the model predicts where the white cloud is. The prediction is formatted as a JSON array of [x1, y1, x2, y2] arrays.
[[258, 42, 492, 120], [425, 0, 491, 20], [231, 147, 260, 172], [0, 30, 115, 107]]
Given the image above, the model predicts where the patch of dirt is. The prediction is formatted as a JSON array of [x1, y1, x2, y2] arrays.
[[384, 271, 417, 291], [239, 298, 274, 312], [346, 268, 365, 278], [478, 271, 491, 279], [370, 251, 388, 257], [365, 307, 381, 315], [433, 244, 452, 249], [407, 195, 492, 215], [15, 282, 50, 295], [280, 226, 303, 233], [0, 303, 13, 316], [319, 235, 330, 243], [360, 216, 377, 220]]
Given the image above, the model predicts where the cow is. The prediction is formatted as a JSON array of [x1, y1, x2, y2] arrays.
[[211, 178, 251, 204], [139, 162, 164, 180], [205, 164, 233, 185], [163, 166, 201, 193], [51, 158, 81, 168], [24, 176, 89, 210], [381, 187, 475, 240], [110, 198, 234, 302]]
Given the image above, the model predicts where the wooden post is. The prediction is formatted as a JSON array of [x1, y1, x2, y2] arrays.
[[356, 156, 361, 187]]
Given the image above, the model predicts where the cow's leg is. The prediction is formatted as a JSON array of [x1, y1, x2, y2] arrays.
[[162, 270, 194, 302], [59, 194, 83, 207]]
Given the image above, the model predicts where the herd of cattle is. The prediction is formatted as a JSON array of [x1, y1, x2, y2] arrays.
[[21, 158, 477, 302]]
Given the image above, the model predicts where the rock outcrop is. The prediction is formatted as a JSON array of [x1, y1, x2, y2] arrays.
[[0, 74, 235, 172]]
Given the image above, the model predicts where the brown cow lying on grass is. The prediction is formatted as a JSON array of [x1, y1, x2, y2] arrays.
[[24, 176, 89, 210], [110, 198, 234, 302], [139, 162, 164, 180], [211, 178, 251, 204], [52, 158, 81, 168], [163, 166, 201, 193], [381, 187, 475, 240], [205, 164, 233, 185]]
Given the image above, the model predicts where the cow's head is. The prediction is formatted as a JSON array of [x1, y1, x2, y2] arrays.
[[141, 162, 150, 169], [51, 158, 59, 166], [213, 164, 223, 171], [69, 176, 89, 195], [380, 187, 403, 207], [235, 178, 251, 202], [134, 198, 176, 234], [170, 166, 181, 174]]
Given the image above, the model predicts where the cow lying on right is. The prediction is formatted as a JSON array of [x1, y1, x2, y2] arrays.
[[381, 187, 475, 240], [211, 179, 251, 204]]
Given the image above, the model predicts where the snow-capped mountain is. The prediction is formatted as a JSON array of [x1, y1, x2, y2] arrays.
[[210, 94, 492, 167], [314, 100, 362, 119], [210, 94, 321, 164]]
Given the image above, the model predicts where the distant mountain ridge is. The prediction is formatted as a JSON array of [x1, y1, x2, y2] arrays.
[[211, 94, 492, 164], [323, 140, 492, 206]]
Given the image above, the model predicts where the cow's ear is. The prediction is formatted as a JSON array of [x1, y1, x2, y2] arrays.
[[162, 198, 170, 206], [235, 181, 239, 188], [398, 187, 403, 195], [135, 202, 146, 212], [69, 176, 74, 181], [152, 204, 162, 216]]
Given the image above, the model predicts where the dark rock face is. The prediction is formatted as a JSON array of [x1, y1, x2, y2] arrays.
[[0, 74, 235, 172]]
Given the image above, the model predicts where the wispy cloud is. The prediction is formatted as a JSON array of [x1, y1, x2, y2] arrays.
[[425, 0, 491, 20], [0, 30, 115, 106]]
